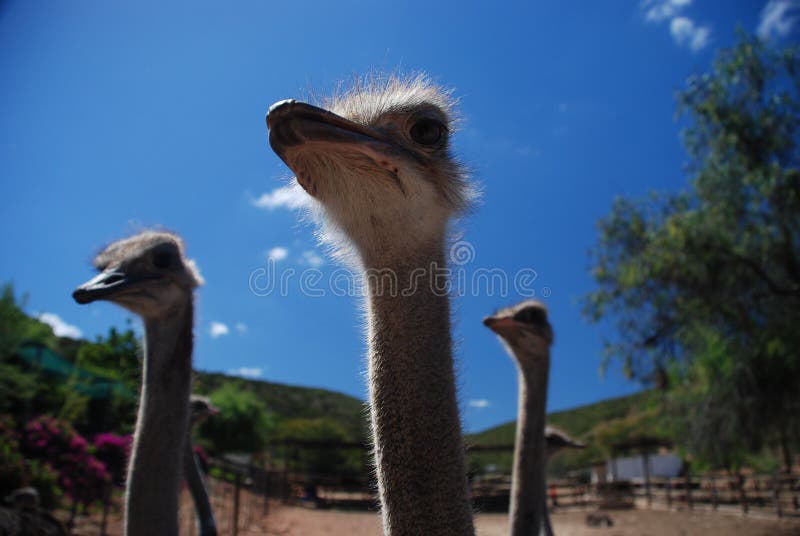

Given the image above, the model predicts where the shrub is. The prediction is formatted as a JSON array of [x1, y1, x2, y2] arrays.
[[0, 415, 61, 509], [93, 433, 132, 486], [21, 416, 110, 508]]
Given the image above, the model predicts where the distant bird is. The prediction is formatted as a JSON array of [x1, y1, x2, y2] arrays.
[[267, 75, 475, 536], [585, 512, 613, 527], [73, 231, 203, 536], [484, 300, 553, 536], [0, 487, 66, 536], [546, 426, 585, 457], [186, 395, 219, 536]]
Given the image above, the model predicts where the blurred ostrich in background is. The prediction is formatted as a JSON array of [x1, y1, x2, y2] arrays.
[[186, 395, 219, 536], [73, 231, 203, 536], [485, 300, 553, 536]]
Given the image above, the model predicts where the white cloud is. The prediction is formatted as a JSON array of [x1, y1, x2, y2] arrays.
[[641, 1, 710, 53], [267, 247, 289, 262], [468, 399, 491, 409], [643, 0, 692, 22], [758, 0, 799, 39], [228, 367, 263, 379], [300, 250, 325, 268], [235, 322, 248, 334], [38, 313, 82, 339], [250, 184, 308, 210], [209, 321, 230, 338], [670, 17, 710, 51]]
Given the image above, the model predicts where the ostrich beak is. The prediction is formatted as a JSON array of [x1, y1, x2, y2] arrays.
[[73, 270, 160, 304], [266, 100, 427, 173], [482, 316, 516, 333]]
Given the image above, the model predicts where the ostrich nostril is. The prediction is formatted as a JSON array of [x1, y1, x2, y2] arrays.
[[103, 273, 125, 285]]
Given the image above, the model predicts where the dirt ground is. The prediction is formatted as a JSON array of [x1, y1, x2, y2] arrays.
[[260, 504, 800, 536], [64, 492, 800, 535]]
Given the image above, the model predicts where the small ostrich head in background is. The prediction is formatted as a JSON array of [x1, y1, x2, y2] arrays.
[[267, 74, 473, 262], [190, 395, 220, 426], [484, 299, 554, 365], [73, 231, 203, 318]]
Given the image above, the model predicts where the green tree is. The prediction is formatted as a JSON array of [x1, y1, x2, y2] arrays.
[[74, 327, 141, 433], [275, 418, 364, 477], [0, 283, 61, 421], [200, 383, 274, 454], [75, 326, 141, 388], [584, 34, 800, 470], [0, 283, 58, 359]]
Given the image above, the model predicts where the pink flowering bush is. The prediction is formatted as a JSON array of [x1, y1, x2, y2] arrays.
[[93, 432, 132, 486], [21, 415, 110, 508], [0, 422, 24, 493], [0, 414, 61, 508]]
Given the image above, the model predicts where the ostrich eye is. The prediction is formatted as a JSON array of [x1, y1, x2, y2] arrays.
[[514, 307, 545, 326], [409, 118, 444, 146], [152, 251, 173, 269]]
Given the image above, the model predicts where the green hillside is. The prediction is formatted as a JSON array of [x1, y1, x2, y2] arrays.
[[192, 371, 367, 441], [466, 390, 667, 476]]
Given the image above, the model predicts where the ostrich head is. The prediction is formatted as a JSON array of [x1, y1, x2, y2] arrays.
[[484, 300, 553, 364], [190, 395, 220, 426], [545, 426, 585, 452], [72, 231, 203, 318], [7, 487, 39, 511], [267, 75, 472, 262]]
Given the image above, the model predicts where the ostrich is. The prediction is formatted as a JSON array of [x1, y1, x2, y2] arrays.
[[267, 75, 475, 535], [73, 231, 203, 536], [545, 426, 584, 456], [543, 426, 585, 536], [0, 487, 66, 536], [185, 395, 219, 536], [484, 299, 553, 536]]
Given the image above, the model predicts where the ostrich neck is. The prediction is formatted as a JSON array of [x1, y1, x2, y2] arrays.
[[126, 303, 194, 536], [364, 244, 474, 536], [184, 437, 217, 536], [510, 353, 550, 536]]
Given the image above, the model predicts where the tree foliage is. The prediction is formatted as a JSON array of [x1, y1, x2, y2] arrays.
[[75, 326, 141, 388], [275, 417, 364, 477], [199, 383, 274, 454], [584, 34, 800, 469]]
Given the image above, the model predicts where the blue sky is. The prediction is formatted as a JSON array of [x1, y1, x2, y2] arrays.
[[1, 1, 797, 433]]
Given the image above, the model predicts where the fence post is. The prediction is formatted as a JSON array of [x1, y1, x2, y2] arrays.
[[773, 472, 782, 519], [685, 470, 693, 510], [100, 481, 112, 536], [642, 452, 652, 508], [282, 444, 290, 503], [232, 473, 241, 536], [263, 471, 270, 516], [711, 475, 718, 511], [738, 473, 748, 515], [666, 477, 672, 509]]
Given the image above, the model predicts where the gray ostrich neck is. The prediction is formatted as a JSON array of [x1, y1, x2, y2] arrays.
[[364, 244, 474, 536], [184, 440, 217, 536], [510, 354, 550, 536], [126, 302, 194, 536]]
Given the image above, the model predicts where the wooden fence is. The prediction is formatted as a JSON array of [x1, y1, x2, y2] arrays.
[[84, 467, 799, 535], [178, 474, 271, 536], [535, 472, 800, 519], [626, 472, 800, 518]]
